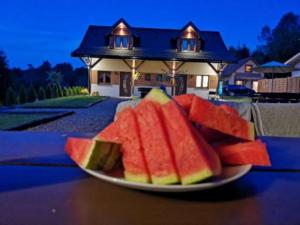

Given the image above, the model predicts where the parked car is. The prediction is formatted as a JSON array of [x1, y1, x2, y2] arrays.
[[222, 85, 255, 97]]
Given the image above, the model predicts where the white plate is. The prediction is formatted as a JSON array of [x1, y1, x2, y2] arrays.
[[81, 165, 252, 192]]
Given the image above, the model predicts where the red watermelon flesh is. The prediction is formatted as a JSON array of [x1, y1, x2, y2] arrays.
[[115, 107, 151, 183], [190, 126, 222, 176], [96, 122, 121, 144], [189, 96, 254, 141], [135, 100, 180, 184], [65, 137, 92, 166], [219, 104, 239, 117], [65, 138, 115, 170], [173, 94, 195, 113], [214, 139, 271, 166], [161, 101, 213, 185]]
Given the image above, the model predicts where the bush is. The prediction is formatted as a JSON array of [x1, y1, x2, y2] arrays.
[[80, 88, 89, 95], [72, 86, 78, 95], [38, 87, 46, 100], [63, 87, 69, 96], [51, 84, 57, 98], [45, 85, 52, 99], [68, 87, 74, 96], [58, 85, 64, 97], [5, 87, 17, 106], [19, 84, 27, 104], [27, 85, 37, 102], [92, 91, 99, 96]]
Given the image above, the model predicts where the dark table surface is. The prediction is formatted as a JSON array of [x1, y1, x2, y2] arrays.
[[0, 131, 299, 225]]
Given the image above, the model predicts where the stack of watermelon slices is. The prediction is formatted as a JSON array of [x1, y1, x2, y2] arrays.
[[65, 88, 271, 185]]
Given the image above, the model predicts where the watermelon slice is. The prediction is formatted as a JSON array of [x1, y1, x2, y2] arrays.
[[65, 138, 120, 170], [96, 122, 121, 143], [214, 139, 271, 166], [219, 104, 239, 116], [189, 96, 254, 141], [114, 107, 151, 183], [190, 126, 222, 176], [135, 100, 180, 184], [173, 94, 195, 113], [161, 101, 214, 184]]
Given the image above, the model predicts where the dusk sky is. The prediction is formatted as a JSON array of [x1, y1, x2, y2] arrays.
[[1, 0, 299, 68]]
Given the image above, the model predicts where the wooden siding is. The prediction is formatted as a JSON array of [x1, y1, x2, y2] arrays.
[[258, 77, 300, 93]]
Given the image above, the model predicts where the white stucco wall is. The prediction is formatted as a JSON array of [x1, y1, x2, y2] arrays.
[[91, 84, 120, 97], [235, 60, 260, 74]]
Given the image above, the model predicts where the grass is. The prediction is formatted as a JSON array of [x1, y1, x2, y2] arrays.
[[219, 96, 253, 103], [22, 96, 106, 108], [0, 112, 69, 130]]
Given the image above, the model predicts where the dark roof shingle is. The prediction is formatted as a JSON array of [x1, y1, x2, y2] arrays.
[[72, 25, 235, 63]]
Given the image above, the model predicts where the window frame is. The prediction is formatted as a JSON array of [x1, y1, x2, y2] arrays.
[[156, 74, 163, 82], [145, 74, 151, 81], [196, 75, 209, 89], [97, 71, 112, 85], [181, 38, 197, 52], [114, 35, 129, 49], [245, 64, 253, 72]]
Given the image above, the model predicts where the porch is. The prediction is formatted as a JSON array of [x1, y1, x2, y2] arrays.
[[82, 58, 222, 98]]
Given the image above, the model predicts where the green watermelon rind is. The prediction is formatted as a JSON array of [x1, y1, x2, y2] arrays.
[[151, 173, 179, 185], [82, 140, 112, 170], [181, 169, 213, 185], [124, 171, 151, 183]]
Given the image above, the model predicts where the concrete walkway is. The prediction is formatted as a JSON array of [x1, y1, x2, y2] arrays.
[[27, 98, 125, 135]]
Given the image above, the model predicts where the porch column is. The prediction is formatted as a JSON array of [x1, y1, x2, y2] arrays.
[[171, 61, 177, 96], [131, 59, 136, 97]]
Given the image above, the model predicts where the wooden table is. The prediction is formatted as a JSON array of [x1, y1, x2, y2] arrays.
[[0, 131, 299, 225]]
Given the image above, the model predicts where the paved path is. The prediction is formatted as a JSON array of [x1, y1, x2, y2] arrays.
[[28, 98, 124, 135]]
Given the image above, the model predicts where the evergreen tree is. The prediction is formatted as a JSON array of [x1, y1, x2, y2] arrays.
[[38, 87, 46, 100], [19, 84, 27, 104], [5, 87, 17, 106], [27, 85, 37, 102]]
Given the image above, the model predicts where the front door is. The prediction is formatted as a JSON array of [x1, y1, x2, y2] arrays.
[[119, 72, 132, 97], [175, 75, 187, 95]]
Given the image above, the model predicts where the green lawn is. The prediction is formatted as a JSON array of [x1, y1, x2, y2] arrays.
[[22, 96, 105, 108], [0, 113, 65, 130]]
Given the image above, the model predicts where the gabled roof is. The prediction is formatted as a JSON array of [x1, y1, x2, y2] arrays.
[[72, 19, 235, 63], [180, 21, 201, 36], [221, 57, 258, 77], [285, 52, 300, 67]]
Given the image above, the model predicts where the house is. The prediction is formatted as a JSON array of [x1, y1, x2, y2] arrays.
[[71, 18, 235, 98], [221, 57, 263, 92], [286, 52, 300, 77]]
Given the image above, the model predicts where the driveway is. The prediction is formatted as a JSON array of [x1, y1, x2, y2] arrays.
[[28, 98, 125, 136]]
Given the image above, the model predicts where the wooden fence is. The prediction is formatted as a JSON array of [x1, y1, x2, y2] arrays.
[[257, 77, 300, 93]]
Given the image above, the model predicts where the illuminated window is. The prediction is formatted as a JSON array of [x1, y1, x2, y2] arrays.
[[196, 75, 209, 88], [97, 71, 111, 85], [181, 38, 196, 51], [156, 74, 163, 81], [115, 36, 129, 49], [245, 64, 253, 72], [235, 80, 244, 85], [145, 74, 151, 81]]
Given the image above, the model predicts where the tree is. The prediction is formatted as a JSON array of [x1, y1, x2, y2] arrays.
[[228, 45, 250, 60], [257, 12, 300, 62], [5, 87, 17, 106], [19, 84, 27, 104], [38, 87, 46, 100], [0, 50, 10, 103], [47, 71, 63, 85], [45, 84, 52, 99], [27, 85, 37, 102]]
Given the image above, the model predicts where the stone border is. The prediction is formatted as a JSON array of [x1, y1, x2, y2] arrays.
[[1, 111, 74, 131]]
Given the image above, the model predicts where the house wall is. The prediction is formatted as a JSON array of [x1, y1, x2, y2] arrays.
[[90, 59, 219, 98], [292, 62, 300, 77]]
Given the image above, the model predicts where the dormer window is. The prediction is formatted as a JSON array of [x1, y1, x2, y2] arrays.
[[182, 38, 196, 51], [115, 36, 129, 49]]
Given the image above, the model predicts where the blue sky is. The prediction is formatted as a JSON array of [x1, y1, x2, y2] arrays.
[[0, 0, 299, 68]]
